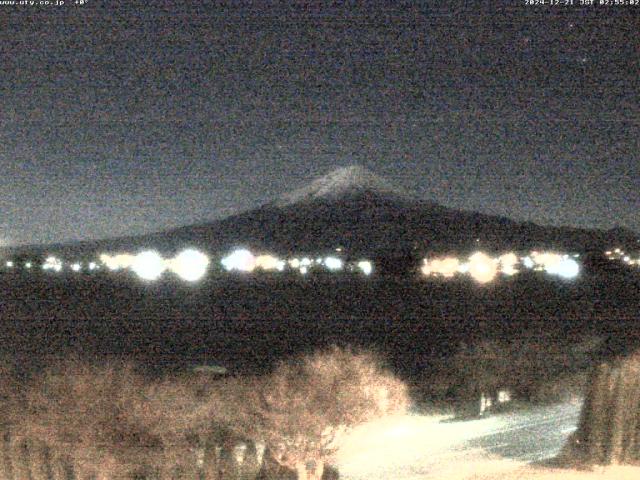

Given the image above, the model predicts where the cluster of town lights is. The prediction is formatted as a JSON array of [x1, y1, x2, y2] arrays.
[[421, 250, 580, 283], [605, 248, 640, 267], [100, 249, 210, 281], [1, 248, 369, 280], [1, 250, 211, 282], [0, 246, 598, 284], [42, 256, 63, 272], [1, 250, 210, 282], [38, 257, 101, 273], [220, 248, 372, 276]]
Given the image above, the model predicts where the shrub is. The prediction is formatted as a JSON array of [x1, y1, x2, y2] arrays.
[[241, 346, 411, 480], [0, 347, 410, 480], [442, 335, 601, 406], [20, 358, 162, 479]]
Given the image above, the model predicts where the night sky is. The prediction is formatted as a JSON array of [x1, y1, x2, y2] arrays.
[[1, 1, 638, 246]]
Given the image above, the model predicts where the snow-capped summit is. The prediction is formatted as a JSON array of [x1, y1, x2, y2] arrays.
[[274, 165, 416, 207]]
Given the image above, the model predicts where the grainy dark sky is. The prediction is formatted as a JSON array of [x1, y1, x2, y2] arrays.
[[1, 1, 638, 245]]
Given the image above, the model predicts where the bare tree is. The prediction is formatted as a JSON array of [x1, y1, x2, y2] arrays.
[[236, 346, 411, 480]]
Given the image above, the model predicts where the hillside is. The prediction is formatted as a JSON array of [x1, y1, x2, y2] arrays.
[[5, 166, 638, 259]]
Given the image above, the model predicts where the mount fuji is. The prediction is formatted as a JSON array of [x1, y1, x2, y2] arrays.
[[10, 166, 638, 264], [272, 165, 418, 208]]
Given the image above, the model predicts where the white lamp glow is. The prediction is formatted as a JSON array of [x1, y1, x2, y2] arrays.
[[546, 257, 580, 279], [324, 256, 343, 271], [131, 251, 165, 281], [357, 260, 373, 276], [468, 252, 497, 284], [170, 249, 209, 281], [221, 249, 256, 272]]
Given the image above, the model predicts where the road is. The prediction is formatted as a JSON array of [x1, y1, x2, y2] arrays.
[[466, 401, 582, 463], [334, 400, 583, 480]]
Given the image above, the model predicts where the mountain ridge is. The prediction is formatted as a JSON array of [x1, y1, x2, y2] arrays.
[[4, 166, 638, 258]]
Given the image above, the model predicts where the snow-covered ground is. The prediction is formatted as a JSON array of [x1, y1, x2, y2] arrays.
[[333, 401, 590, 480]]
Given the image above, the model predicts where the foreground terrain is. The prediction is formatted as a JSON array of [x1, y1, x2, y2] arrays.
[[0, 269, 638, 478], [335, 401, 581, 479], [335, 402, 640, 480]]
